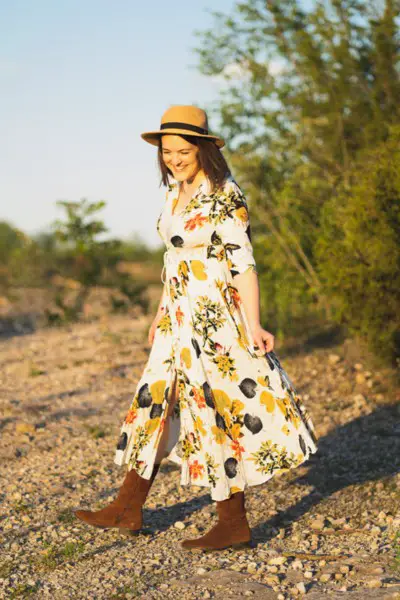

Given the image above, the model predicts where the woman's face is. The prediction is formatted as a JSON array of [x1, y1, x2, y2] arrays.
[[161, 135, 201, 183]]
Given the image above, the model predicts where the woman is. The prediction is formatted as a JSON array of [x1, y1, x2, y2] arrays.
[[75, 105, 318, 551]]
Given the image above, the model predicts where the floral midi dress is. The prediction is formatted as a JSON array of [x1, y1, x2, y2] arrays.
[[114, 174, 318, 501]]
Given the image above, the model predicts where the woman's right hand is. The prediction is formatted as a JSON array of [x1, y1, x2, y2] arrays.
[[148, 308, 164, 345]]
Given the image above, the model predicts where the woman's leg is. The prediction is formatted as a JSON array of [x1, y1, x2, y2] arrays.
[[73, 376, 179, 531], [154, 370, 179, 463], [181, 491, 252, 551]]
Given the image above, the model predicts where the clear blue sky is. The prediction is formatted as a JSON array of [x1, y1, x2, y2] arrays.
[[0, 0, 236, 248]]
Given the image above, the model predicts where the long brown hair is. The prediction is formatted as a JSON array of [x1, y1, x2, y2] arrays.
[[157, 134, 231, 193]]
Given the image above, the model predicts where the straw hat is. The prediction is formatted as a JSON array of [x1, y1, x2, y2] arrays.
[[141, 105, 225, 148]]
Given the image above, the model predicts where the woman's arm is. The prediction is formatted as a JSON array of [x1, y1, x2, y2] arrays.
[[233, 268, 274, 354], [155, 282, 167, 318], [216, 181, 274, 354]]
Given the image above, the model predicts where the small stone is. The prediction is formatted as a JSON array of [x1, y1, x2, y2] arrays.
[[268, 556, 287, 565], [277, 595, 285, 600], [16, 422, 36, 435], [339, 565, 350, 574], [328, 354, 341, 364], [244, 592, 254, 597], [371, 566, 384, 575], [174, 521, 185, 530], [377, 511, 386, 521], [371, 525, 381, 534], [310, 520, 324, 530], [203, 591, 211, 599], [196, 567, 207, 575], [278, 528, 285, 539], [366, 579, 382, 588], [304, 571, 313, 579], [292, 560, 303, 570], [296, 582, 306, 594], [267, 565, 279, 573], [247, 562, 257, 574], [319, 573, 331, 583]]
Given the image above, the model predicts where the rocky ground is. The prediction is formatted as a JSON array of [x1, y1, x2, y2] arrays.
[[0, 313, 399, 599]]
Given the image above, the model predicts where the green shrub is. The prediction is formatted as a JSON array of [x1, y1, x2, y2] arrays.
[[316, 126, 400, 365]]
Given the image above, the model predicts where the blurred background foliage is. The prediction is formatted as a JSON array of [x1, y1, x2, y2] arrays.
[[193, 0, 400, 365], [1, 0, 399, 366]]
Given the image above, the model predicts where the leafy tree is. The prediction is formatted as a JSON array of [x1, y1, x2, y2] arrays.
[[0, 221, 27, 265], [50, 198, 149, 322], [316, 125, 400, 365], [194, 0, 400, 354]]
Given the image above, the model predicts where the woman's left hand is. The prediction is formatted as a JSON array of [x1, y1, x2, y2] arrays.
[[250, 324, 275, 354]]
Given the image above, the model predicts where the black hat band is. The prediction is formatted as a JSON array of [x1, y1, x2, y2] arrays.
[[160, 122, 209, 135]]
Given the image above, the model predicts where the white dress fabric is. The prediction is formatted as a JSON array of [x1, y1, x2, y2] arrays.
[[114, 174, 318, 501]]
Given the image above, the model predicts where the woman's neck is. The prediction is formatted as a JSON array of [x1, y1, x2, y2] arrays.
[[181, 169, 206, 192]]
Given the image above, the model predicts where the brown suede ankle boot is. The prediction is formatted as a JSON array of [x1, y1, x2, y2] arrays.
[[181, 491, 252, 551], [74, 463, 161, 531]]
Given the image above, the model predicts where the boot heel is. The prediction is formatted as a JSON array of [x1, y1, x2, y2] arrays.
[[232, 539, 253, 549], [118, 527, 141, 537]]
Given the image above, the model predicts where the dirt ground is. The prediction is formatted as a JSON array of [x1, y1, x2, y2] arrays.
[[1, 313, 399, 599]]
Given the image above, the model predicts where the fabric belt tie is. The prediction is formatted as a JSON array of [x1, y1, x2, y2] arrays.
[[160, 244, 224, 284]]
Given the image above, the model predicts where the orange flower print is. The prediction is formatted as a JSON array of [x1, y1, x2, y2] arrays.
[[192, 387, 206, 409], [231, 439, 245, 459], [189, 459, 205, 479], [125, 408, 137, 424], [230, 287, 241, 309], [184, 214, 208, 231], [176, 305, 184, 326]]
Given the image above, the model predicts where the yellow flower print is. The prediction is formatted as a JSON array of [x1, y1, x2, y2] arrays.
[[237, 324, 250, 351], [235, 206, 249, 223], [281, 424, 290, 435], [150, 380, 166, 404], [230, 423, 242, 440], [212, 425, 227, 444], [290, 412, 301, 430], [194, 416, 206, 437], [178, 260, 189, 278], [216, 247, 226, 262], [190, 260, 208, 280], [212, 389, 232, 413], [213, 353, 238, 381], [180, 347, 192, 369], [231, 399, 245, 417], [157, 312, 172, 335], [145, 417, 160, 436], [257, 375, 271, 388], [260, 390, 275, 412]]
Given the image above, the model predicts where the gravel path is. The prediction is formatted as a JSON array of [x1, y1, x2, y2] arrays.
[[1, 314, 399, 599]]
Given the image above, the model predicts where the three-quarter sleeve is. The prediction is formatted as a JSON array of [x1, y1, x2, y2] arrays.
[[215, 180, 257, 278]]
